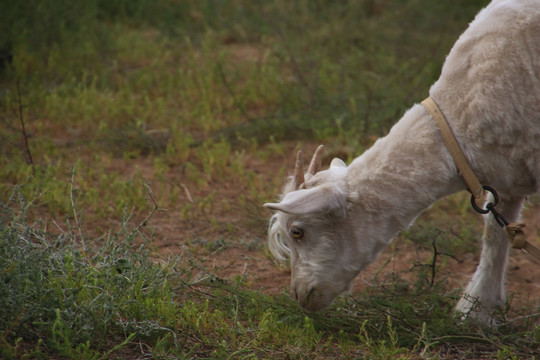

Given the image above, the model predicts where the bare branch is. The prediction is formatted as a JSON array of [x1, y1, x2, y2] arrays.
[[16, 81, 34, 174]]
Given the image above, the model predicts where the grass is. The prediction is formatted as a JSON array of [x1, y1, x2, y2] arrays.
[[1, 0, 539, 358], [2, 193, 539, 359]]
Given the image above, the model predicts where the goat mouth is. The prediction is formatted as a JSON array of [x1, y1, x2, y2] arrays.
[[298, 287, 335, 312], [295, 279, 354, 312]]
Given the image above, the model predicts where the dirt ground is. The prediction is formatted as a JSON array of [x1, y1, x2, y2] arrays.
[[142, 144, 540, 315]]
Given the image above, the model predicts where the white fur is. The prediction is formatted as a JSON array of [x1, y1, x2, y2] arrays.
[[265, 0, 540, 324]]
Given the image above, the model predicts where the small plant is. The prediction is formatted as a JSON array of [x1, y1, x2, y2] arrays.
[[0, 191, 183, 359]]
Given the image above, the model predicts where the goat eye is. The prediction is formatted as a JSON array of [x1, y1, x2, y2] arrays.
[[290, 227, 304, 240]]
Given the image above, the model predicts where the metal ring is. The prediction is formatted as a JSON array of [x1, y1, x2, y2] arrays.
[[470, 185, 498, 214]]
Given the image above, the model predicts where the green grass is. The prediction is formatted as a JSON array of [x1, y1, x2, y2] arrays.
[[1, 0, 493, 223], [1, 0, 539, 358], [1, 194, 539, 359]]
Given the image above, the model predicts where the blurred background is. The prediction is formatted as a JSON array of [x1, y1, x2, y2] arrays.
[[0, 0, 490, 230]]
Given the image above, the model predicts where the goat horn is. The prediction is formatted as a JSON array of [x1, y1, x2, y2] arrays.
[[307, 145, 324, 176], [294, 150, 305, 189]]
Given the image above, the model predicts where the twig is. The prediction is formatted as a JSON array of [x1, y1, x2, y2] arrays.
[[413, 235, 462, 286], [52, 219, 66, 234], [430, 238, 438, 286], [178, 279, 215, 298], [16, 81, 34, 174], [7, 183, 24, 204], [69, 164, 86, 250], [505, 312, 540, 325], [0, 307, 26, 342], [136, 184, 166, 230], [181, 183, 194, 204], [411, 240, 438, 286], [372, 256, 392, 284], [431, 334, 495, 345], [216, 62, 252, 123]]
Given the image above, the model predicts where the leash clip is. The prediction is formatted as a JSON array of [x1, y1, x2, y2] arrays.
[[470, 185, 508, 227]]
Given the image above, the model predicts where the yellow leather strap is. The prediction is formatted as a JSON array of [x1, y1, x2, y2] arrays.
[[422, 97, 540, 261], [505, 222, 540, 259], [421, 97, 484, 199]]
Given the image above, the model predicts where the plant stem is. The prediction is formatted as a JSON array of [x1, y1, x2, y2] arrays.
[[16, 81, 34, 174], [69, 163, 86, 250]]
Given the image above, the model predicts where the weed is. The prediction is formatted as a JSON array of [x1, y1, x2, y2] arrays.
[[0, 192, 183, 358]]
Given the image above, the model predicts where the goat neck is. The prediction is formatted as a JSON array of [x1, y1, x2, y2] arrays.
[[346, 103, 464, 245]]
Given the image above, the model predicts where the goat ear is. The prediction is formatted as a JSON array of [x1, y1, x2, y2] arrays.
[[330, 158, 347, 169], [264, 183, 347, 217]]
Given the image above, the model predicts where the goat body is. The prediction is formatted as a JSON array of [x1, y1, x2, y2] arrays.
[[265, 0, 540, 324]]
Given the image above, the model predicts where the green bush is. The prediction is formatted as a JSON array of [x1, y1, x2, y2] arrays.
[[0, 196, 182, 358]]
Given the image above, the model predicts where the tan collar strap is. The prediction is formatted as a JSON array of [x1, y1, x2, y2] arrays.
[[421, 97, 484, 199], [422, 97, 540, 261]]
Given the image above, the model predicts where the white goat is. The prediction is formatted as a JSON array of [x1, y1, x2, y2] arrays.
[[264, 0, 540, 324]]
